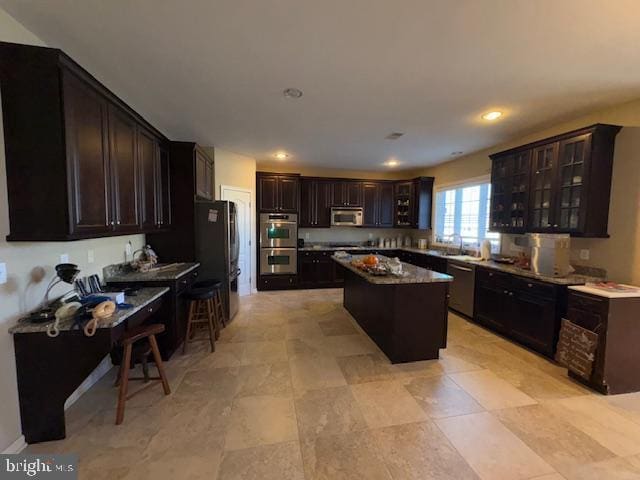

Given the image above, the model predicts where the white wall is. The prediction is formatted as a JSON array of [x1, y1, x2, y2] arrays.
[[0, 8, 146, 451], [210, 147, 257, 291]]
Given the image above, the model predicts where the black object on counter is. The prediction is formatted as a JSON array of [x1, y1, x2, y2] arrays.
[[298, 238, 305, 248]]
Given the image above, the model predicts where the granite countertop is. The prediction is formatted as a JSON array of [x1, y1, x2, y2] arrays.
[[569, 284, 640, 299], [104, 262, 200, 282], [304, 244, 601, 286], [9, 287, 169, 334], [333, 254, 453, 285]]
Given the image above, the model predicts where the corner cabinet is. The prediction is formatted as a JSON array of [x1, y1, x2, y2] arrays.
[[489, 124, 621, 237], [0, 42, 171, 241], [257, 172, 300, 213], [394, 177, 434, 229]]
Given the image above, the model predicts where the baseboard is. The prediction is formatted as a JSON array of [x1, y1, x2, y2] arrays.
[[64, 356, 113, 410], [2, 435, 26, 454]]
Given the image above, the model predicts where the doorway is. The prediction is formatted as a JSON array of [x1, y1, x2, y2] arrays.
[[221, 185, 253, 295]]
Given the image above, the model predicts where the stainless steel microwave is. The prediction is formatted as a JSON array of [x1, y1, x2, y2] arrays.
[[330, 207, 363, 226]]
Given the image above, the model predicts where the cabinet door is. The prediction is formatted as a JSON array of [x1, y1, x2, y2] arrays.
[[299, 179, 315, 226], [511, 290, 557, 356], [378, 183, 394, 227], [331, 182, 345, 206], [138, 128, 158, 230], [278, 176, 299, 212], [258, 175, 278, 211], [529, 142, 559, 231], [345, 182, 362, 206], [316, 181, 332, 227], [556, 134, 591, 233], [108, 106, 139, 232], [362, 182, 378, 227], [298, 254, 316, 287], [62, 69, 112, 235], [316, 255, 335, 285], [489, 155, 511, 231], [156, 146, 171, 228], [474, 282, 511, 333], [508, 151, 531, 232], [195, 149, 213, 200]]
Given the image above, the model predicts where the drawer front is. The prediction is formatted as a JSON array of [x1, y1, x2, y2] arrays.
[[127, 297, 164, 327], [476, 267, 510, 287], [568, 291, 609, 315], [512, 276, 556, 299], [176, 269, 199, 293]]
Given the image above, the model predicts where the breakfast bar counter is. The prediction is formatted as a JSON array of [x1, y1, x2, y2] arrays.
[[333, 255, 453, 363]]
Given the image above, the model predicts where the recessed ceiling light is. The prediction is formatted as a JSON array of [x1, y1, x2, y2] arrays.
[[384, 159, 399, 167], [274, 151, 289, 160], [482, 111, 503, 121], [283, 88, 303, 99]]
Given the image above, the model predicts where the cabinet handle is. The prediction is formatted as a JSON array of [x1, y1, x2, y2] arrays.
[[508, 292, 514, 296], [503, 290, 509, 294], [553, 224, 559, 228], [527, 283, 533, 288], [117, 221, 121, 225]]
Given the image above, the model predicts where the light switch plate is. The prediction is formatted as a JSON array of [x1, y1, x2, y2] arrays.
[[0, 262, 7, 285], [125, 242, 133, 256], [87, 249, 95, 264], [60, 253, 69, 264], [579, 249, 590, 260]]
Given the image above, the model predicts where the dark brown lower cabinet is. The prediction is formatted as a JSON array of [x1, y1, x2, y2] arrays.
[[474, 267, 565, 357], [299, 251, 343, 288], [258, 275, 298, 291]]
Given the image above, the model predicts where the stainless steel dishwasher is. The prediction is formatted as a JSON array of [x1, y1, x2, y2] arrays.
[[446, 260, 476, 317]]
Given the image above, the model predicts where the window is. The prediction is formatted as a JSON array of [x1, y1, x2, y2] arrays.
[[434, 181, 500, 250]]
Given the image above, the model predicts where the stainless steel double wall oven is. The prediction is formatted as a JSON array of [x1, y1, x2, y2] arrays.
[[259, 213, 298, 275]]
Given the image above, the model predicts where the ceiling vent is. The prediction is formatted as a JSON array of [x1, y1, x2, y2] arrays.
[[385, 132, 404, 140]]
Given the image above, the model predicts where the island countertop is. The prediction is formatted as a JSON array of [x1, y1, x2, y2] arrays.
[[9, 287, 169, 334], [333, 254, 453, 285]]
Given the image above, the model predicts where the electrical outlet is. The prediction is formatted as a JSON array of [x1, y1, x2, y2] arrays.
[[87, 249, 95, 264], [305, 232, 310, 240], [368, 233, 373, 239], [580, 249, 590, 260], [0, 262, 7, 285], [59, 253, 69, 264]]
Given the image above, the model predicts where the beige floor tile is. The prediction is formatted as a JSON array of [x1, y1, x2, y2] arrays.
[[235, 362, 292, 398], [289, 353, 347, 393], [449, 369, 537, 410], [372, 421, 480, 480], [494, 404, 616, 473], [544, 395, 640, 456], [173, 367, 240, 403], [218, 441, 305, 480], [336, 353, 396, 384], [561, 456, 640, 480], [351, 379, 428, 428], [435, 412, 555, 480], [241, 340, 288, 365], [295, 385, 368, 438], [318, 318, 359, 336], [300, 430, 392, 480], [191, 342, 246, 369], [284, 321, 325, 339], [124, 452, 223, 480], [402, 375, 485, 418], [529, 474, 566, 480], [224, 395, 298, 451]]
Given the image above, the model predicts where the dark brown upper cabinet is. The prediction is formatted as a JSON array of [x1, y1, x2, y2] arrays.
[[392, 177, 433, 229], [195, 147, 214, 200], [257, 172, 299, 213], [362, 182, 394, 227], [490, 150, 531, 233], [489, 124, 621, 237], [0, 42, 170, 241], [331, 180, 362, 207], [300, 178, 332, 227]]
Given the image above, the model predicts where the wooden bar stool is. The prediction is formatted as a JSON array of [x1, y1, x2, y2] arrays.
[[116, 323, 170, 425], [183, 284, 219, 354], [192, 280, 226, 328]]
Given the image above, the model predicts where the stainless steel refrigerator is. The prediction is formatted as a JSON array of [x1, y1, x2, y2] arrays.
[[194, 200, 240, 321]]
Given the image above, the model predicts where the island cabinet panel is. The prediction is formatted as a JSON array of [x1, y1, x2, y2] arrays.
[[257, 172, 300, 213], [0, 42, 170, 241], [474, 267, 566, 357], [489, 124, 621, 237]]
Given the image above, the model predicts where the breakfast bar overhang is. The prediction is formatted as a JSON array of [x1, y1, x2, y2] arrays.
[[333, 255, 453, 363]]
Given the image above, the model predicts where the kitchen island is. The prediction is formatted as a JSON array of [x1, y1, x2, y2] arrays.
[[333, 254, 453, 363]]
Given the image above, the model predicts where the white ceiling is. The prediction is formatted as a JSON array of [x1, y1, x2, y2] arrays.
[[2, 0, 640, 171]]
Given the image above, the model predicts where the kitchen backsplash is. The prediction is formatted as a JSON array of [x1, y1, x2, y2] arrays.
[[299, 227, 420, 245]]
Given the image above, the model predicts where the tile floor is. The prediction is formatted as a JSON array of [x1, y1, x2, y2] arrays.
[[28, 288, 640, 479]]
